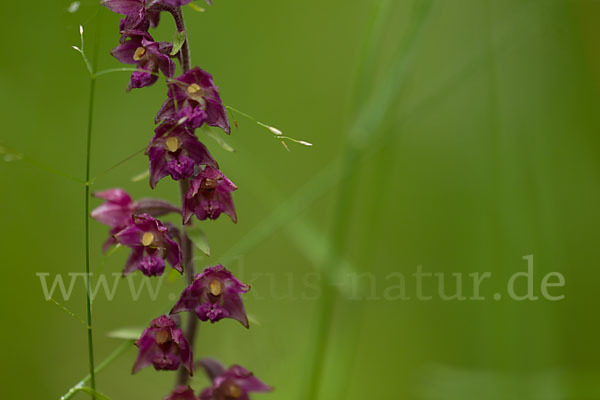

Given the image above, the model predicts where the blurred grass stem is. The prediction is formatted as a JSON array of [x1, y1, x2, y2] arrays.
[[82, 18, 102, 399], [304, 1, 435, 399]]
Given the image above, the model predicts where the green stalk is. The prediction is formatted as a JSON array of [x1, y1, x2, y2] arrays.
[[84, 58, 98, 400], [83, 13, 103, 398], [85, 69, 96, 398]]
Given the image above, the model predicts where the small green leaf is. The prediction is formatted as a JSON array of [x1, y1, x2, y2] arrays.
[[188, 2, 206, 12], [185, 226, 210, 256], [171, 31, 187, 56], [131, 169, 149, 182], [107, 327, 144, 340], [75, 387, 112, 400]]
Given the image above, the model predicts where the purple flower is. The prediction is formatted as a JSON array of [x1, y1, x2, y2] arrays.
[[183, 167, 237, 224], [198, 359, 272, 400], [119, 14, 150, 34], [91, 189, 135, 228], [102, 0, 162, 31], [91, 189, 135, 252], [171, 265, 250, 327], [111, 30, 175, 91], [91, 189, 180, 252], [147, 122, 218, 189], [133, 315, 193, 374], [156, 67, 230, 133], [164, 386, 199, 400], [114, 214, 183, 276]]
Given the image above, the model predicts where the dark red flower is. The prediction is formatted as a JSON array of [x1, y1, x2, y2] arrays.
[[133, 315, 193, 374], [91, 189, 180, 252], [171, 265, 249, 327], [183, 167, 237, 224], [111, 30, 175, 90], [199, 359, 272, 400], [156, 67, 230, 133], [147, 122, 217, 188], [114, 214, 182, 276]]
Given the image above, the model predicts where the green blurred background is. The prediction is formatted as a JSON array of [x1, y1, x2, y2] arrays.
[[1, 0, 600, 398]]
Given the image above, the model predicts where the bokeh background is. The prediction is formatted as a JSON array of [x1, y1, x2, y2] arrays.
[[1, 0, 600, 398]]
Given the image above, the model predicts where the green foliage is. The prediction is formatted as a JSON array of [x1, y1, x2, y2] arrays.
[[186, 225, 211, 256], [171, 31, 187, 56]]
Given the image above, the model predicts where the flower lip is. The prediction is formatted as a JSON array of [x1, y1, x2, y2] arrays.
[[139, 254, 165, 276]]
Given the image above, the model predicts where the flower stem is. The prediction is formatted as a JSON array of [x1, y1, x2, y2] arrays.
[[84, 70, 97, 400], [170, 6, 197, 388], [170, 7, 191, 72], [82, 12, 104, 397]]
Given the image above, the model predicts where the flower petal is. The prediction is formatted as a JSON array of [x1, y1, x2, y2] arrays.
[[205, 97, 230, 134], [94, 188, 132, 205], [114, 224, 144, 247], [110, 38, 141, 65], [180, 131, 217, 167], [134, 198, 181, 216], [132, 332, 157, 374], [147, 145, 169, 189], [170, 277, 202, 314], [102, 0, 143, 16]]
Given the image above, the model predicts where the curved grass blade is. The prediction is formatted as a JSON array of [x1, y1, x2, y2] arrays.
[[73, 387, 111, 400], [59, 341, 132, 400]]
